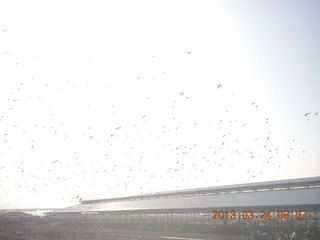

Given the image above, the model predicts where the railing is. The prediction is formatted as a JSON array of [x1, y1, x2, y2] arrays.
[[0, 227, 163, 240]]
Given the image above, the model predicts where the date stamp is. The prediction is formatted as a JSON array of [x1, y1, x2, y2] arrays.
[[212, 210, 308, 220]]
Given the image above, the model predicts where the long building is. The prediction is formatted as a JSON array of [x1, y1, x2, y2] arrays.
[[47, 177, 320, 235]]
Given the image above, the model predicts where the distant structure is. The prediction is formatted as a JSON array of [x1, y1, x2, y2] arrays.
[[46, 177, 320, 235], [0, 208, 57, 217], [0, 208, 58, 225]]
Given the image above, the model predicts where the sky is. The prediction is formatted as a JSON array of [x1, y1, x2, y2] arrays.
[[0, 0, 319, 209]]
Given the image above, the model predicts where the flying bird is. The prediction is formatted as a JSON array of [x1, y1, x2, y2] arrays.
[[217, 84, 222, 89], [305, 112, 310, 116]]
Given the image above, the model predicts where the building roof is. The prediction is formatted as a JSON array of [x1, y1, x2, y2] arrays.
[[48, 176, 320, 215]]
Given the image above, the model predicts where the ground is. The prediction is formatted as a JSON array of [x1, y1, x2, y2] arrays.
[[0, 223, 251, 240]]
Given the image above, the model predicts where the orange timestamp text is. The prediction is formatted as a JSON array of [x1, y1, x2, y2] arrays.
[[212, 210, 308, 220]]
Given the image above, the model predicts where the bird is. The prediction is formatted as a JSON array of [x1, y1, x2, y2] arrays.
[[305, 112, 310, 116], [187, 51, 191, 54], [217, 84, 222, 89]]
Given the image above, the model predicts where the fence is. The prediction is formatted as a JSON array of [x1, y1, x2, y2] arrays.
[[0, 228, 164, 240]]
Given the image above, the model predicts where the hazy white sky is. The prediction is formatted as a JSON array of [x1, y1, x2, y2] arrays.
[[0, 0, 319, 209]]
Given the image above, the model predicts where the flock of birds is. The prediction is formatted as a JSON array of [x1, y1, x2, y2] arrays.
[[0, 27, 318, 207]]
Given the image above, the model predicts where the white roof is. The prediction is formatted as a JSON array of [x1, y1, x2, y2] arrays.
[[48, 177, 320, 214]]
